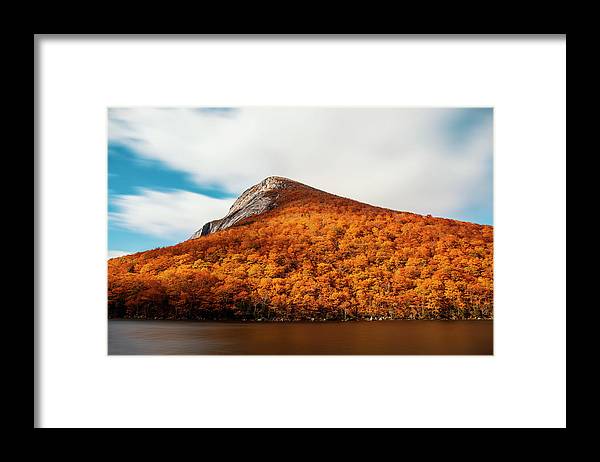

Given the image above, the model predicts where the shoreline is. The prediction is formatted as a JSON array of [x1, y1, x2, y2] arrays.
[[108, 317, 493, 323]]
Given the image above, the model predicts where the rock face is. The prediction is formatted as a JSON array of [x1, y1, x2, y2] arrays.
[[189, 176, 295, 239]]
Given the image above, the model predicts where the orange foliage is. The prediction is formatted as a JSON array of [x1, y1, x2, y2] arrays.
[[108, 183, 493, 320]]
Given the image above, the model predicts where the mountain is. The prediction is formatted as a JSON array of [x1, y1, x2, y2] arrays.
[[108, 176, 493, 321]]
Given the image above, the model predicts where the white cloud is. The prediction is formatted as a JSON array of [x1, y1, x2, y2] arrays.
[[110, 189, 233, 239], [109, 107, 492, 226], [108, 250, 133, 260]]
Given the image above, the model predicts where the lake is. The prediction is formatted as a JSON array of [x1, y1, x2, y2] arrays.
[[108, 319, 493, 355]]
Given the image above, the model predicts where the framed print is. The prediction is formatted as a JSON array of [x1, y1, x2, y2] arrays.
[[35, 34, 566, 428]]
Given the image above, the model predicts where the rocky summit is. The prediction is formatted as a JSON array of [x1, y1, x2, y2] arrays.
[[189, 176, 298, 239]]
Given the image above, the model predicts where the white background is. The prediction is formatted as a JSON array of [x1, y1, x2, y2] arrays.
[[36, 36, 566, 428]]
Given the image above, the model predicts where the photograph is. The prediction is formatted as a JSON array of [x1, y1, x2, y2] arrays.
[[107, 107, 494, 355]]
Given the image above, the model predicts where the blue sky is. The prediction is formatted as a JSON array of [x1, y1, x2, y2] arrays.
[[108, 143, 237, 256], [108, 107, 492, 258]]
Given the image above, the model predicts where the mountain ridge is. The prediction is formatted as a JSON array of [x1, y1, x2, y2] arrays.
[[189, 176, 436, 239]]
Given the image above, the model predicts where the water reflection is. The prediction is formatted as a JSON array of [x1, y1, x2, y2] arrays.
[[108, 320, 493, 355]]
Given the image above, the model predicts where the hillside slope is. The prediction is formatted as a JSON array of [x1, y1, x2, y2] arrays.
[[108, 177, 493, 321]]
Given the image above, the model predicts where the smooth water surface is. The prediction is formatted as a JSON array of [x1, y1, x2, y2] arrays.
[[108, 319, 493, 355]]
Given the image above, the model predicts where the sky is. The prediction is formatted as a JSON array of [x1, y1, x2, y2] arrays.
[[108, 107, 493, 258]]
